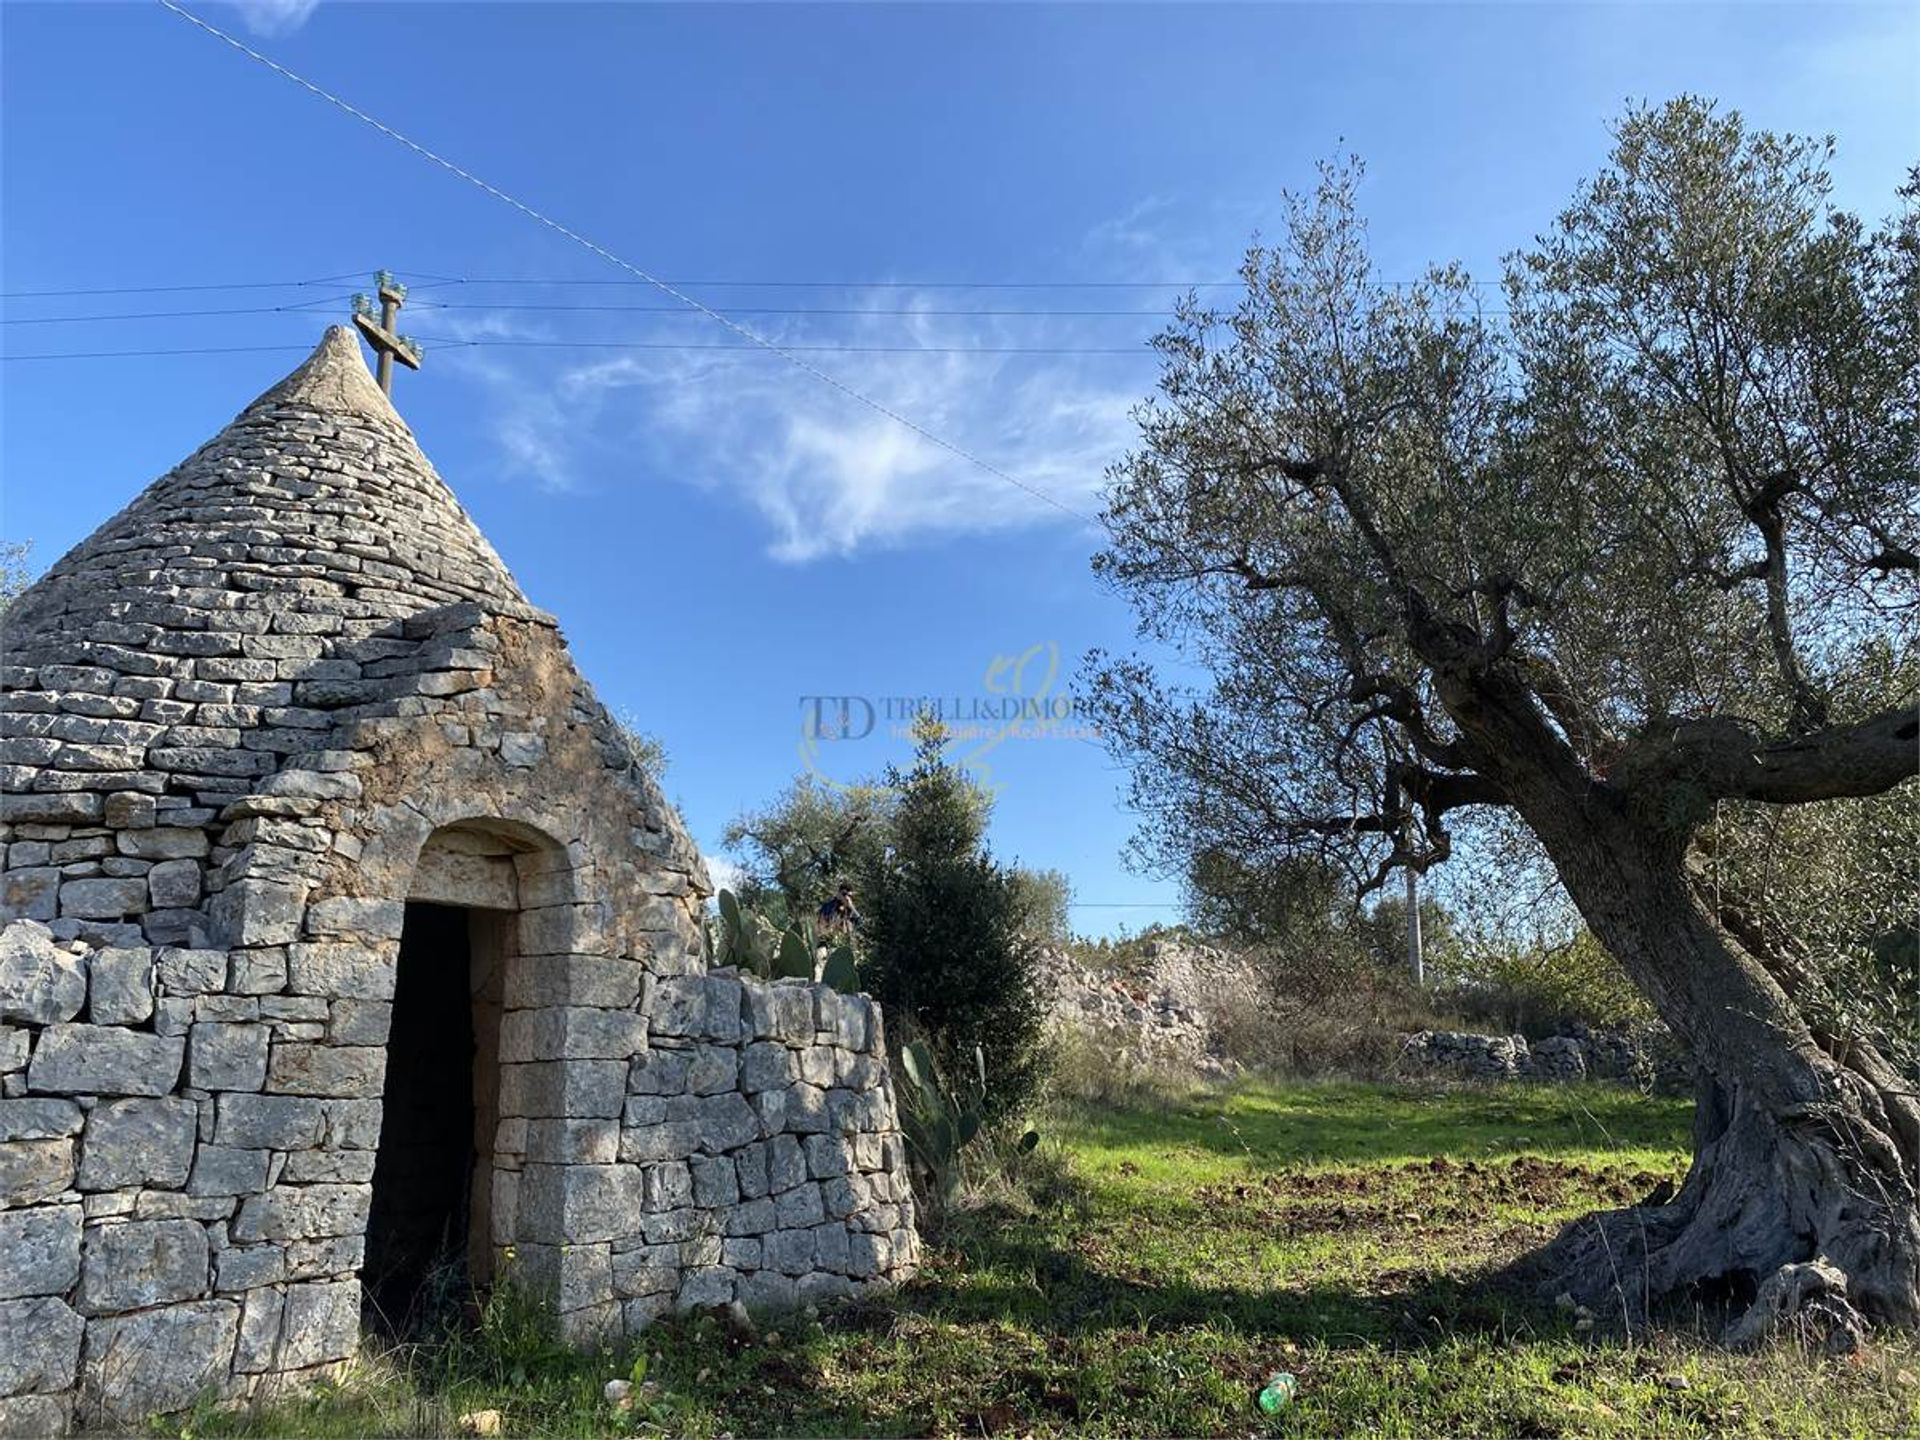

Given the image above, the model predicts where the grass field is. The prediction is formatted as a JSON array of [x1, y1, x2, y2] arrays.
[[186, 1081, 1919, 1438]]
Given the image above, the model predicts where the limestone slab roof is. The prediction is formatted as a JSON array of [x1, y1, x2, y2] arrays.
[[6, 327, 541, 664]]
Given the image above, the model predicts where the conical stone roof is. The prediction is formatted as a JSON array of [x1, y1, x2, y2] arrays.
[[6, 326, 535, 662]]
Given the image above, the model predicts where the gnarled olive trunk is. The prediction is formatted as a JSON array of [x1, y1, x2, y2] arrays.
[[1512, 781, 1920, 1343]]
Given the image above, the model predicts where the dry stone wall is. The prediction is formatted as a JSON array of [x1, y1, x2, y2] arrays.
[[0, 329, 920, 1432]]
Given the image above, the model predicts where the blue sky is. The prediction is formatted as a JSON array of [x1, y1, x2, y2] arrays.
[[4, 2, 1915, 933]]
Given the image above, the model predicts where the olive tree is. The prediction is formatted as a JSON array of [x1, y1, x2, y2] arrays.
[[1088, 98, 1918, 1339]]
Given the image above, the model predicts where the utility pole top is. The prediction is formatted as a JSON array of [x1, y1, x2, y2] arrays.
[[351, 270, 422, 395]]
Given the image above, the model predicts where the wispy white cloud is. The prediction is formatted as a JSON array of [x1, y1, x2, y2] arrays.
[[436, 293, 1150, 562], [226, 0, 321, 37], [427, 204, 1260, 560]]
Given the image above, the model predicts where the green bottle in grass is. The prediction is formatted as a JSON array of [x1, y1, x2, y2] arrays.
[[1257, 1372, 1297, 1414]]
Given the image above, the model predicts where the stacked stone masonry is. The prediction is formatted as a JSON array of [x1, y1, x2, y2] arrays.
[[0, 329, 920, 1432]]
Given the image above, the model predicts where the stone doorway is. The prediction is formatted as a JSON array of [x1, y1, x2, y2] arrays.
[[364, 902, 495, 1333]]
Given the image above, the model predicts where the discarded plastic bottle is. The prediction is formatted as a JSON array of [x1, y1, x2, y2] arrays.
[[1257, 1372, 1297, 1414]]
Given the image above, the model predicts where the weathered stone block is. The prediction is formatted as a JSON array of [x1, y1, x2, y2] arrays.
[[811, 1221, 851, 1274], [846, 1230, 889, 1279], [745, 981, 814, 1043], [0, 1138, 74, 1205], [736, 1269, 797, 1314], [610, 1242, 678, 1298], [0, 1097, 82, 1141], [80, 1299, 237, 1422], [728, 1142, 767, 1202], [518, 1163, 645, 1244], [234, 1286, 284, 1373], [214, 1244, 285, 1292], [213, 879, 306, 947], [499, 1060, 625, 1118], [721, 1197, 777, 1237], [525, 1118, 618, 1166], [28, 1024, 184, 1096], [304, 896, 403, 941], [648, 975, 706, 1038], [216, 1093, 325, 1149], [118, 828, 208, 861], [675, 1265, 735, 1309], [805, 1133, 852, 1179], [775, 1182, 825, 1230], [617, 1115, 700, 1163], [695, 1092, 760, 1153], [266, 1043, 385, 1097], [766, 1134, 806, 1194], [0, 1394, 70, 1437], [57, 878, 148, 921], [500, 1007, 646, 1063], [686, 1044, 738, 1095], [766, 1227, 817, 1276], [627, 1048, 690, 1096], [280, 1147, 376, 1184], [189, 1022, 270, 1090], [156, 947, 226, 996], [76, 1097, 197, 1190], [287, 942, 395, 1000], [88, 947, 154, 1025], [785, 1083, 831, 1134], [187, 1144, 271, 1196], [0, 869, 60, 924], [279, 1279, 360, 1368], [0, 1296, 83, 1396], [517, 1242, 612, 1312], [327, 999, 391, 1046], [739, 1041, 794, 1094], [692, 1154, 740, 1208], [230, 1183, 368, 1242], [77, 1217, 210, 1315], [503, 955, 643, 1010], [0, 1202, 82, 1299], [0, 921, 87, 1025], [796, 1271, 856, 1305]]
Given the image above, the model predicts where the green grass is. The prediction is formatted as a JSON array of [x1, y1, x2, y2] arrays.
[[177, 1081, 1919, 1438]]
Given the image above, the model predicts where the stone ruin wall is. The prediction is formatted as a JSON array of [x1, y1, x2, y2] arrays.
[[0, 331, 920, 1432]]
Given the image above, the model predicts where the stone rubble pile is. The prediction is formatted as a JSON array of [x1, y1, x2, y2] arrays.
[[1397, 1026, 1655, 1083], [1036, 938, 1263, 1078]]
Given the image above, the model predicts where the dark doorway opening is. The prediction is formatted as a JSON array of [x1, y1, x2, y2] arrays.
[[364, 901, 478, 1335]]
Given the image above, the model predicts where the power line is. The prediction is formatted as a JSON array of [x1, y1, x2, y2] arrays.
[[2, 297, 356, 325], [410, 335, 1153, 356], [420, 301, 1192, 317], [4, 345, 315, 361], [156, 0, 1096, 526], [0, 273, 366, 299]]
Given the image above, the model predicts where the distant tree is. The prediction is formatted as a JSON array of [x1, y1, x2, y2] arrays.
[[612, 707, 669, 783], [1005, 865, 1073, 943], [859, 716, 1048, 1122], [1088, 100, 1919, 1336], [720, 775, 895, 922], [0, 541, 32, 616]]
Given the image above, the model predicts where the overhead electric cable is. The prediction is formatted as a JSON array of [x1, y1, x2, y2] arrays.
[[0, 274, 367, 299], [4, 345, 316, 361], [2, 297, 357, 325], [155, 0, 1095, 525], [409, 336, 1152, 355]]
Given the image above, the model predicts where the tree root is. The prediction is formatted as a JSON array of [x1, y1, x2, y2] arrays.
[[1519, 1072, 1920, 1343], [1723, 1259, 1865, 1355]]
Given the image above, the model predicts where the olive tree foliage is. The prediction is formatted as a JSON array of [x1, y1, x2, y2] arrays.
[[1088, 99, 1919, 1336], [0, 541, 31, 616], [720, 775, 897, 923]]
